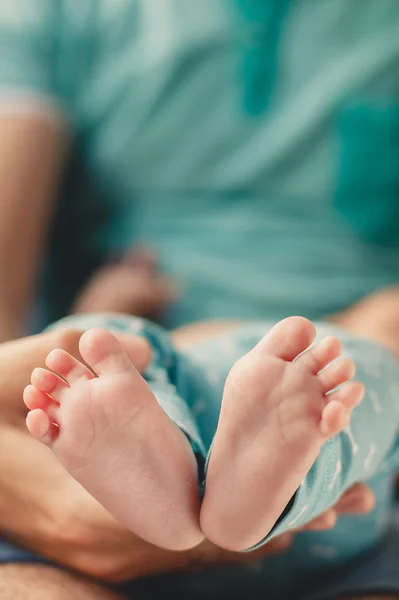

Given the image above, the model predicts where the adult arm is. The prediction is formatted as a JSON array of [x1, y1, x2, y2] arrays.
[[329, 285, 399, 358], [0, 114, 67, 340], [0, 327, 376, 582]]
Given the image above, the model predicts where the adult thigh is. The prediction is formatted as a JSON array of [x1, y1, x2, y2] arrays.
[[0, 564, 127, 600]]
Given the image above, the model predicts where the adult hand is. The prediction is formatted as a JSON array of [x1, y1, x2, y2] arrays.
[[72, 247, 179, 319], [0, 423, 293, 583], [0, 419, 375, 583], [300, 482, 375, 531], [0, 328, 151, 422], [0, 328, 376, 583]]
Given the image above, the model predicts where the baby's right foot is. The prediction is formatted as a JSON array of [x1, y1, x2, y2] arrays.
[[201, 317, 364, 551], [24, 328, 203, 551]]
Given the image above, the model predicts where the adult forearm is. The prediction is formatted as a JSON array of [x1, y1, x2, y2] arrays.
[[0, 115, 68, 344], [328, 285, 399, 358], [0, 302, 26, 342]]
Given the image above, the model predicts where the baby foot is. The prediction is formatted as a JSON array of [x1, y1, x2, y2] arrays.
[[200, 317, 364, 551], [24, 328, 203, 551]]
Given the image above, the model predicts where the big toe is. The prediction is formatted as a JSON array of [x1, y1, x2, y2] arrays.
[[255, 316, 316, 362], [79, 328, 135, 376]]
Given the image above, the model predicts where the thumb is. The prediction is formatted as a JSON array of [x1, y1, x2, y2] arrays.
[[113, 333, 153, 373]]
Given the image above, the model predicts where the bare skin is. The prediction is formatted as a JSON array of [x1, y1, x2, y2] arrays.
[[201, 317, 363, 550], [0, 116, 67, 341], [0, 328, 373, 576], [329, 285, 399, 360], [24, 317, 362, 552], [72, 248, 178, 319], [0, 564, 126, 600], [1, 287, 395, 598], [0, 110, 393, 600], [0, 322, 382, 600], [25, 327, 204, 551]]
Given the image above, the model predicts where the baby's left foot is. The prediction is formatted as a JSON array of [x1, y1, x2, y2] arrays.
[[200, 317, 364, 551]]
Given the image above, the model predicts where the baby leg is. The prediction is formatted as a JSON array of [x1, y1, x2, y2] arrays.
[[201, 317, 399, 551], [24, 314, 206, 551]]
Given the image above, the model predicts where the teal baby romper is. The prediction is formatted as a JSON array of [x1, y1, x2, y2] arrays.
[[51, 312, 399, 582]]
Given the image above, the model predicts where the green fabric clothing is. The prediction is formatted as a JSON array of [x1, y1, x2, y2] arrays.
[[0, 0, 398, 326]]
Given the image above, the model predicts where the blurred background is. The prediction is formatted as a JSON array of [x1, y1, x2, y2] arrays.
[[0, 2, 399, 599], [0, 0, 395, 341]]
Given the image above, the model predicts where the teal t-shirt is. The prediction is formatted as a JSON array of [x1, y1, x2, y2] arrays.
[[1, 0, 399, 327]]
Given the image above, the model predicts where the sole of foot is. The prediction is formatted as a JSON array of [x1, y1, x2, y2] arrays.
[[200, 316, 364, 551], [24, 328, 204, 551]]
